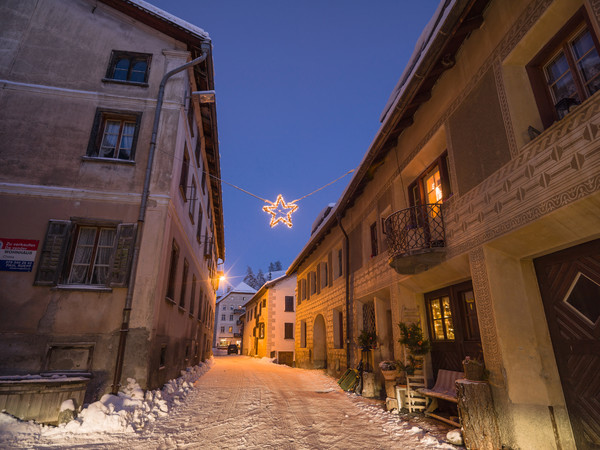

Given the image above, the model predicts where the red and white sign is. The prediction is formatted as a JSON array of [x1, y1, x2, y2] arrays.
[[0, 239, 39, 272]]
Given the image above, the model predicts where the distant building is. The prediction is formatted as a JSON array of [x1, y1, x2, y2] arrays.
[[0, 0, 224, 423], [213, 282, 256, 348], [242, 274, 297, 366]]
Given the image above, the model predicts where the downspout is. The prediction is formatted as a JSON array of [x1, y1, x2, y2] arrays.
[[111, 43, 211, 395], [337, 212, 352, 368]]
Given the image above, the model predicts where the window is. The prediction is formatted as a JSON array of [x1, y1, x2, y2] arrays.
[[336, 248, 343, 279], [220, 326, 225, 333], [258, 322, 265, 339], [165, 240, 179, 301], [105, 51, 151, 84], [159, 345, 167, 368], [86, 109, 142, 162], [190, 275, 196, 315], [333, 309, 344, 349], [370, 222, 378, 257], [309, 272, 317, 295], [189, 179, 197, 221], [179, 148, 190, 201], [195, 140, 202, 167], [222, 305, 226, 311], [409, 155, 451, 209], [285, 296, 294, 312], [320, 262, 328, 289], [221, 314, 225, 321], [196, 206, 203, 243], [179, 259, 189, 309], [228, 326, 233, 333], [262, 299, 266, 307], [529, 11, 600, 127], [284, 323, 294, 339], [229, 315, 233, 321], [201, 170, 207, 195], [34, 220, 136, 288], [427, 295, 455, 341], [300, 320, 307, 348]]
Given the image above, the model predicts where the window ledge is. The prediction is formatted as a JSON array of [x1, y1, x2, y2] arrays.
[[81, 156, 135, 165], [101, 78, 149, 88], [53, 284, 112, 292], [165, 297, 175, 305], [178, 306, 186, 313]]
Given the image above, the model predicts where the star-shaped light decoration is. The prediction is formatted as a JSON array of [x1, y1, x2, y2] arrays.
[[262, 194, 298, 228]]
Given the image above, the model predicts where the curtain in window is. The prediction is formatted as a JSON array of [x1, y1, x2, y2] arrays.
[[68, 227, 96, 284], [91, 228, 116, 284], [118, 123, 135, 159], [100, 121, 120, 158]]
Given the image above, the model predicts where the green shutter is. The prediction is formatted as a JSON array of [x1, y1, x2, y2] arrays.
[[34, 220, 72, 286], [109, 223, 137, 287]]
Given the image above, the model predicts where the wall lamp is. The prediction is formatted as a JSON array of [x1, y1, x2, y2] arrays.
[[192, 90, 216, 104]]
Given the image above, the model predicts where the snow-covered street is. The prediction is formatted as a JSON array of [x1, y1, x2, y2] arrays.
[[1, 356, 458, 449]]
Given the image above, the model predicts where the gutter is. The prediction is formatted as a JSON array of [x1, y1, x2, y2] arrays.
[[337, 212, 352, 367], [111, 42, 212, 395]]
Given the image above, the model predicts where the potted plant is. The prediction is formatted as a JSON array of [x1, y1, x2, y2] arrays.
[[378, 360, 399, 381], [357, 330, 377, 350], [398, 322, 431, 355]]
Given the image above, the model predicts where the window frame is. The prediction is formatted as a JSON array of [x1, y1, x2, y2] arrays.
[[165, 240, 179, 303], [179, 147, 190, 202], [85, 109, 142, 163], [34, 219, 136, 289], [104, 50, 151, 86], [527, 8, 600, 128], [284, 323, 294, 339], [285, 295, 294, 312], [408, 152, 452, 211]]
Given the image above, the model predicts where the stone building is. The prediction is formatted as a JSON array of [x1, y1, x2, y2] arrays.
[[213, 282, 256, 349], [242, 274, 297, 366], [288, 0, 600, 448], [0, 0, 224, 421]]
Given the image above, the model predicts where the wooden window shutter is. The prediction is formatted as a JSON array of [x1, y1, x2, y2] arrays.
[[34, 220, 72, 286], [109, 223, 137, 287], [297, 280, 301, 306], [316, 264, 321, 295], [328, 252, 333, 287]]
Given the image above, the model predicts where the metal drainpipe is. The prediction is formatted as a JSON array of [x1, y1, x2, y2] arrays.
[[111, 43, 211, 395], [336, 212, 352, 368]]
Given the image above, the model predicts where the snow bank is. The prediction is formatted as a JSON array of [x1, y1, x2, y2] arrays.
[[0, 360, 213, 439]]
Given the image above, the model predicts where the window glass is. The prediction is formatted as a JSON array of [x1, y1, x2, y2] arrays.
[[130, 60, 148, 83], [428, 295, 455, 341], [113, 58, 130, 80], [68, 227, 116, 285], [572, 29, 600, 94]]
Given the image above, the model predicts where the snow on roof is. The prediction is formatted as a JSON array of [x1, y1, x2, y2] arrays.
[[232, 281, 256, 293], [379, 0, 454, 123], [125, 0, 210, 40], [311, 203, 336, 236]]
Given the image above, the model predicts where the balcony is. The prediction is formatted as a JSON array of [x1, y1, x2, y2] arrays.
[[384, 203, 446, 275], [233, 309, 245, 315]]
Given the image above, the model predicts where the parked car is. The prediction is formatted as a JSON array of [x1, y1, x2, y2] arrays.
[[227, 344, 238, 355]]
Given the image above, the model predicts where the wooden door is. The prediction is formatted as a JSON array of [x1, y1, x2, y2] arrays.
[[425, 281, 483, 377], [534, 239, 600, 449]]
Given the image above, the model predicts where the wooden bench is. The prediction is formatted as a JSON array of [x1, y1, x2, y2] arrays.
[[417, 369, 464, 427]]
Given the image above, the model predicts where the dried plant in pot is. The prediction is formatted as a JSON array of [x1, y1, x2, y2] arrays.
[[462, 356, 486, 381], [378, 360, 399, 382]]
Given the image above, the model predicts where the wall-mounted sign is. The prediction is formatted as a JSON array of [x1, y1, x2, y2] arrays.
[[0, 239, 39, 272]]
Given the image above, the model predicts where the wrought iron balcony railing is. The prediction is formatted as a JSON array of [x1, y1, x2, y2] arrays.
[[384, 203, 446, 274]]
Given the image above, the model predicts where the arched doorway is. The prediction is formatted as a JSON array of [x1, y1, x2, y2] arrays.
[[313, 314, 327, 369]]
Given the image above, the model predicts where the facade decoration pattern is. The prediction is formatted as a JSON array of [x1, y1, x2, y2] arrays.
[[493, 59, 519, 159], [468, 246, 505, 388], [446, 94, 600, 258]]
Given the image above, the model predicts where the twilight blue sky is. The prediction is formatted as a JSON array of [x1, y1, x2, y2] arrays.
[[149, 0, 439, 288]]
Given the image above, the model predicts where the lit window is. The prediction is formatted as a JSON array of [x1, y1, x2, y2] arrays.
[[427, 295, 455, 341]]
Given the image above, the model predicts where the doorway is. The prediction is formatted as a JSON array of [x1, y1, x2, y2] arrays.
[[424, 280, 483, 377], [534, 239, 600, 449], [313, 314, 327, 369]]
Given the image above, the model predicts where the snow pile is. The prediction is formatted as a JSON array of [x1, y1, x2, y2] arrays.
[[257, 357, 277, 364], [0, 360, 213, 440], [351, 395, 456, 449]]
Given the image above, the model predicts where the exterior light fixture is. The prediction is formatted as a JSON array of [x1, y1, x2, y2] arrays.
[[192, 90, 216, 104]]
